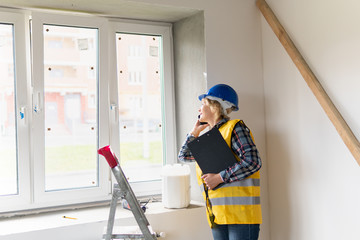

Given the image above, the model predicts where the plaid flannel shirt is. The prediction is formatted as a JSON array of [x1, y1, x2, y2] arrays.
[[178, 118, 262, 183]]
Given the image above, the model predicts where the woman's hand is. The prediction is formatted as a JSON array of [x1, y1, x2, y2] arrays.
[[190, 119, 208, 137], [201, 173, 224, 190]]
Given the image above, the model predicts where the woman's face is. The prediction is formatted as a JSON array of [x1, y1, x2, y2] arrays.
[[199, 99, 213, 122]]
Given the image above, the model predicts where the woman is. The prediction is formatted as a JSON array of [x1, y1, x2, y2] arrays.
[[178, 84, 262, 240]]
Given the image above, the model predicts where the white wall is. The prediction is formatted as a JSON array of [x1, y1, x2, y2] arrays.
[[0, 0, 270, 239], [172, 0, 269, 239], [261, 0, 360, 239], [170, 1, 269, 239], [153, 0, 269, 238]]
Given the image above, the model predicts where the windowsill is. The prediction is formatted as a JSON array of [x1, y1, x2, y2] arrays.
[[0, 201, 205, 236]]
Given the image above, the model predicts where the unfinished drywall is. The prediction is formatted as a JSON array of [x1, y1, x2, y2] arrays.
[[261, 0, 360, 239], [173, 11, 207, 203], [171, 1, 269, 239]]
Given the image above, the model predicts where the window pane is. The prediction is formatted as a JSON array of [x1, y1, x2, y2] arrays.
[[0, 23, 17, 196], [43, 25, 98, 191], [116, 33, 163, 182]]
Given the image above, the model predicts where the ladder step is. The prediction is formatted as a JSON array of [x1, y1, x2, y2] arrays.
[[103, 226, 154, 239], [104, 234, 144, 239]]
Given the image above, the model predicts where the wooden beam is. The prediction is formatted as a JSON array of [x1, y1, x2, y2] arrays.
[[256, 0, 360, 165]]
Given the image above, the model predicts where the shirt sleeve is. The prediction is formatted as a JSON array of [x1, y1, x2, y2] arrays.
[[178, 134, 196, 163], [219, 121, 262, 183]]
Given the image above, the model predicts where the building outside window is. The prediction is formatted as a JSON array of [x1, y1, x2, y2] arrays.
[[0, 9, 176, 213]]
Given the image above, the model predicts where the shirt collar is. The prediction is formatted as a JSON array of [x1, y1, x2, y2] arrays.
[[215, 118, 228, 128]]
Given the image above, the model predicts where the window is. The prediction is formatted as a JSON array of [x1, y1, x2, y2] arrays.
[[43, 25, 98, 191], [0, 23, 17, 196], [149, 46, 159, 57], [128, 71, 142, 84], [117, 33, 163, 184], [0, 10, 31, 212], [48, 40, 63, 49], [30, 12, 110, 208], [109, 21, 176, 195], [0, 9, 176, 213], [129, 45, 142, 57]]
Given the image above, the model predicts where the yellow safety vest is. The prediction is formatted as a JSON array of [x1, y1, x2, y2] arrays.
[[196, 119, 262, 227]]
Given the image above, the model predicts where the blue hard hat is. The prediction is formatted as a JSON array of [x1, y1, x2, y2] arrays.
[[198, 84, 239, 111]]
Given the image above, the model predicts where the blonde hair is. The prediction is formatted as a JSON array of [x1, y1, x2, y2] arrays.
[[205, 98, 231, 121]]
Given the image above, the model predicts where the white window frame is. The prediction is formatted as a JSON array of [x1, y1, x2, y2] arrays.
[[0, 10, 176, 213], [108, 20, 177, 196], [0, 9, 32, 213], [30, 12, 111, 208]]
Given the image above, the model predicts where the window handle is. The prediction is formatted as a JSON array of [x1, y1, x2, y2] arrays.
[[19, 106, 26, 124], [33, 92, 42, 113], [110, 104, 118, 122]]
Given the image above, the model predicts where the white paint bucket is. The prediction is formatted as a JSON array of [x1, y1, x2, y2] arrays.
[[162, 164, 191, 208]]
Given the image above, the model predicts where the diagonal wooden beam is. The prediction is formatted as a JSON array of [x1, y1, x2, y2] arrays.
[[256, 0, 360, 165]]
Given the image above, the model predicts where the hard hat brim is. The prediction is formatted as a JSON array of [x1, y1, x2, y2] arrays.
[[198, 93, 239, 111], [198, 94, 207, 101]]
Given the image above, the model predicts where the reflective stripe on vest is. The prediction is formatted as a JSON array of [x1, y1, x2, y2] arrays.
[[211, 196, 260, 206], [195, 119, 262, 226], [199, 176, 260, 194]]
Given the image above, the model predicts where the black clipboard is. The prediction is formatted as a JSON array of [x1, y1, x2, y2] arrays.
[[188, 127, 238, 174]]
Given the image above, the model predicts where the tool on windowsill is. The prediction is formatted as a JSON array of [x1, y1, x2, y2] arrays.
[[62, 216, 77, 220], [122, 199, 149, 213]]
